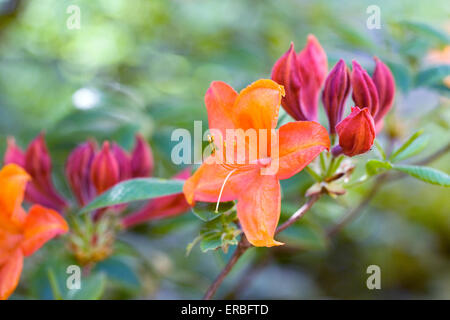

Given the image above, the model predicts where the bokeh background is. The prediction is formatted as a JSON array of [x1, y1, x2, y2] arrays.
[[0, 0, 449, 299]]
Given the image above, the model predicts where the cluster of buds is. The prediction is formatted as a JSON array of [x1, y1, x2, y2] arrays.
[[4, 133, 190, 265], [4, 134, 190, 224], [65, 135, 154, 207], [68, 213, 117, 266], [272, 35, 395, 157], [4, 134, 68, 212]]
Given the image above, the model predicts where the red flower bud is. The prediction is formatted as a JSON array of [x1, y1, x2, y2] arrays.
[[351, 60, 379, 117], [297, 34, 328, 121], [322, 59, 351, 134], [4, 137, 25, 167], [24, 133, 68, 211], [372, 57, 395, 131], [121, 168, 191, 228], [5, 136, 65, 211], [271, 35, 327, 121], [25, 134, 52, 184], [130, 135, 154, 178], [65, 141, 96, 206], [271, 42, 304, 120], [336, 107, 376, 157], [90, 141, 120, 194], [112, 143, 132, 181]]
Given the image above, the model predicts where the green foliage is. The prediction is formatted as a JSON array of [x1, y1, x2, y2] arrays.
[[187, 211, 241, 255], [81, 178, 185, 213], [366, 159, 392, 176], [397, 21, 450, 44], [416, 65, 450, 87], [392, 165, 450, 187], [96, 257, 140, 289], [65, 273, 107, 300], [390, 130, 429, 163]]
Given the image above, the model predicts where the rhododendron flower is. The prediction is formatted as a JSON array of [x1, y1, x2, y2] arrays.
[[271, 35, 327, 121], [0, 164, 68, 300], [4, 134, 68, 212], [183, 79, 330, 247], [335, 107, 376, 157]]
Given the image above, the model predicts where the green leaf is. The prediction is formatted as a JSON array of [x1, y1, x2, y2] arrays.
[[191, 201, 235, 222], [398, 21, 450, 44], [392, 165, 450, 187], [416, 65, 450, 87], [47, 268, 63, 300], [66, 273, 107, 300], [80, 178, 184, 213], [200, 232, 223, 252], [96, 257, 140, 288], [389, 130, 425, 162], [200, 231, 239, 253], [390, 135, 429, 163], [366, 159, 392, 176]]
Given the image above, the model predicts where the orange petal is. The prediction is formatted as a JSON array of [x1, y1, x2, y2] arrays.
[[0, 164, 30, 226], [205, 81, 238, 138], [276, 121, 330, 180], [233, 79, 284, 131], [236, 174, 283, 247], [21, 205, 69, 257], [0, 229, 23, 265], [0, 249, 23, 300], [183, 157, 257, 205]]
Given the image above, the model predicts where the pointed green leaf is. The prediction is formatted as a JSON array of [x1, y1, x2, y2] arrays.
[[391, 135, 429, 163], [80, 178, 185, 213], [393, 165, 450, 187], [390, 130, 426, 162]]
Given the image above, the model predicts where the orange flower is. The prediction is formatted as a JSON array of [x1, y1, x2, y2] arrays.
[[0, 164, 68, 300], [183, 80, 330, 247]]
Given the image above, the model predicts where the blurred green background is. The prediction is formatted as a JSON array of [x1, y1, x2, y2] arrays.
[[1, 0, 449, 299]]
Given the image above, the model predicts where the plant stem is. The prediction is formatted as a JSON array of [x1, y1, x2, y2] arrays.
[[203, 194, 320, 300], [327, 142, 450, 236], [203, 235, 251, 300], [276, 194, 320, 234]]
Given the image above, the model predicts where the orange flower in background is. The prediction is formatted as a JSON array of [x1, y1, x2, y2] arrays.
[[183, 79, 330, 247], [0, 164, 68, 300]]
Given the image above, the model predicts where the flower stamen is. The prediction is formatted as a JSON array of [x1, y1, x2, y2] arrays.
[[215, 168, 237, 213]]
